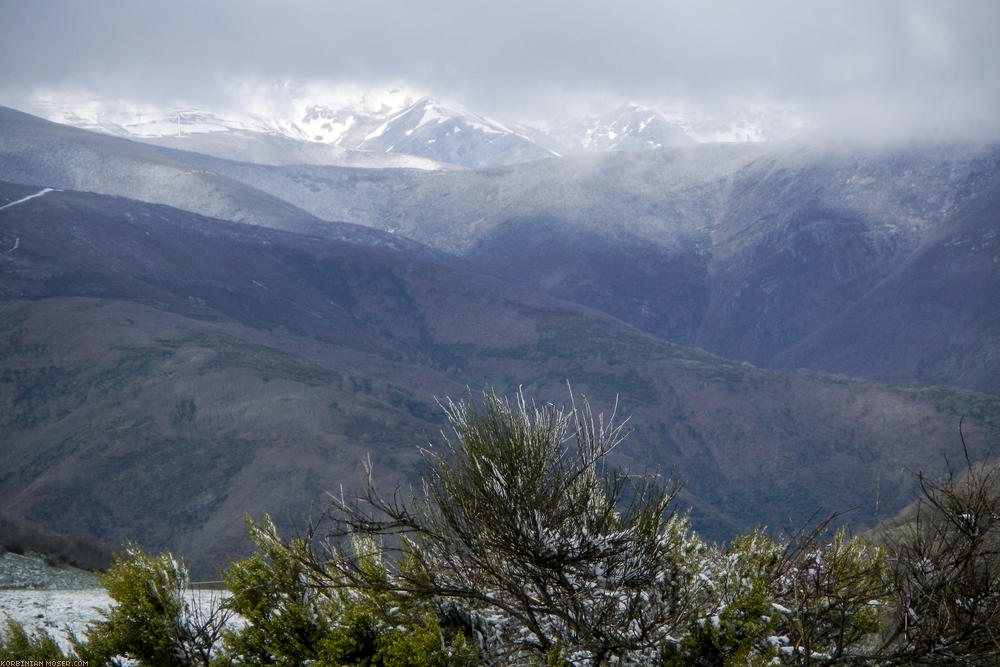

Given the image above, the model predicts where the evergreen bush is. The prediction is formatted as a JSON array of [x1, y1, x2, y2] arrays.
[[10, 387, 993, 666]]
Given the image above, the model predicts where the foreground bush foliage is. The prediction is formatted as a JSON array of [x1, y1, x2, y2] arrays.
[[0, 618, 65, 661], [222, 517, 476, 666], [72, 542, 231, 666], [310, 389, 701, 664], [5, 389, 996, 665]]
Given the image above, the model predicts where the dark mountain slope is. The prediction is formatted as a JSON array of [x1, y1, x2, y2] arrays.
[[774, 170, 1000, 391], [2, 181, 999, 575], [689, 144, 999, 366], [467, 216, 710, 340], [159, 141, 1000, 394]]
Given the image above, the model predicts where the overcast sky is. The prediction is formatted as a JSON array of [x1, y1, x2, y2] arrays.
[[2, 0, 998, 140]]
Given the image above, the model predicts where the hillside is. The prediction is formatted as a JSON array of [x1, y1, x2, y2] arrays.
[[772, 168, 1000, 389], [3, 181, 999, 574], [0, 106, 327, 235], [6, 107, 997, 394], [151, 140, 1000, 394]]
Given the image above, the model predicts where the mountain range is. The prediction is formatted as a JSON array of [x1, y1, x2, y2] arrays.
[[135, 136, 1000, 395], [26, 93, 744, 169], [1, 104, 998, 575]]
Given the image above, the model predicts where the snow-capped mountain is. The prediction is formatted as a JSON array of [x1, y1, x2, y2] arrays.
[[551, 103, 695, 154], [247, 95, 560, 168], [299, 102, 386, 146], [29, 95, 558, 169], [28, 100, 302, 140], [349, 97, 558, 168], [22, 88, 803, 169]]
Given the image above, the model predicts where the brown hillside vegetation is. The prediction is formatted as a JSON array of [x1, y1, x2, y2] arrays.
[[2, 182, 999, 574]]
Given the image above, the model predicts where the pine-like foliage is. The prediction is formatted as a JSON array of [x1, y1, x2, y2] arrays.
[[0, 618, 67, 660], [225, 516, 477, 666], [76, 542, 230, 667], [13, 388, 992, 666], [299, 388, 703, 665]]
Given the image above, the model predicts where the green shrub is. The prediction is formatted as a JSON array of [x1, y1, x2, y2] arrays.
[[76, 542, 230, 667], [225, 517, 475, 666], [0, 617, 69, 660], [222, 517, 338, 665], [661, 531, 784, 666], [772, 528, 888, 663], [49, 389, 993, 666]]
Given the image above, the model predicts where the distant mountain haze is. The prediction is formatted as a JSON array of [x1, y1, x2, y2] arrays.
[[25, 96, 708, 169]]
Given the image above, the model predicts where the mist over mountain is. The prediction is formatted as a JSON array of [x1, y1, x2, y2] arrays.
[[130, 127, 1000, 395], [547, 102, 696, 153], [4, 103, 996, 397], [24, 93, 712, 169], [0, 105, 458, 263]]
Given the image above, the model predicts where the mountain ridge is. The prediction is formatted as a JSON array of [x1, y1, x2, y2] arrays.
[[135, 132, 1000, 394], [19, 93, 715, 169], [3, 107, 997, 395], [3, 181, 999, 575]]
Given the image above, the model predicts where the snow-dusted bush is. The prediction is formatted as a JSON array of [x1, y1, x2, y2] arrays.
[[662, 528, 888, 666], [38, 390, 993, 666], [75, 542, 231, 666], [280, 388, 707, 665], [662, 531, 788, 666], [770, 528, 888, 664]]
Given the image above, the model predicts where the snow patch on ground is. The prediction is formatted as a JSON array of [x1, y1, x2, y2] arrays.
[[0, 187, 55, 211], [0, 589, 111, 651], [0, 588, 233, 654]]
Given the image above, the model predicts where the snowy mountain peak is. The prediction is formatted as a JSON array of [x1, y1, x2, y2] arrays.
[[545, 103, 695, 154], [20, 86, 806, 169], [299, 104, 372, 144], [352, 96, 557, 168], [292, 94, 539, 164]]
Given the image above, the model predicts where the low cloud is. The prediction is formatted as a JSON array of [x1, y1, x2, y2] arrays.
[[2, 0, 997, 141]]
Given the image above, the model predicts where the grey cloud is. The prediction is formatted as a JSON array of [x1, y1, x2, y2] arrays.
[[1, 0, 998, 139]]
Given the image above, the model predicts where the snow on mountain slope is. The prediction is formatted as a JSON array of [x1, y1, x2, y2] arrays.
[[551, 103, 696, 153], [261, 94, 559, 168], [353, 97, 559, 168], [27, 94, 555, 169], [138, 130, 454, 170], [22, 87, 805, 168], [29, 98, 451, 170]]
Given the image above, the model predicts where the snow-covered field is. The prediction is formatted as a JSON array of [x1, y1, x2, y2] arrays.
[[0, 588, 232, 654], [0, 588, 111, 650]]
